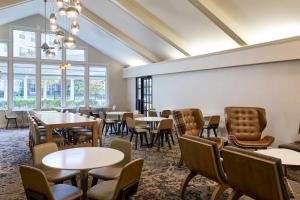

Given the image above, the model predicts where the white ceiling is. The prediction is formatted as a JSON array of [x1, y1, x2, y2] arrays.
[[1, 0, 300, 67]]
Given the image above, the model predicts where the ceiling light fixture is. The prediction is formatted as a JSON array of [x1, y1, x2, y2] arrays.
[[71, 21, 80, 35], [64, 36, 76, 48], [66, 6, 79, 19], [46, 49, 56, 57], [59, 7, 66, 16], [57, 0, 63, 8], [50, 13, 56, 23], [53, 39, 61, 48], [55, 29, 65, 39]]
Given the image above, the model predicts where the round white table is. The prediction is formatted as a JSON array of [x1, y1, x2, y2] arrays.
[[42, 147, 124, 199], [106, 111, 128, 120], [135, 117, 166, 122]]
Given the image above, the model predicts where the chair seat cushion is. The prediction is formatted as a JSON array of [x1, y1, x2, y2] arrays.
[[87, 180, 118, 200], [135, 128, 148, 133], [89, 166, 122, 180], [106, 119, 116, 124], [51, 184, 82, 200], [230, 135, 274, 149], [40, 166, 79, 183]]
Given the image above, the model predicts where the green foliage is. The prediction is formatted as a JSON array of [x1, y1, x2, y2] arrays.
[[66, 99, 85, 107], [41, 99, 61, 108], [13, 98, 35, 108]]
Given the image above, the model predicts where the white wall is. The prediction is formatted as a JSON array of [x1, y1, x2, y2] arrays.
[[126, 60, 300, 146]]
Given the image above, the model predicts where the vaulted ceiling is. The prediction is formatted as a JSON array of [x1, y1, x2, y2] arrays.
[[1, 0, 300, 67]]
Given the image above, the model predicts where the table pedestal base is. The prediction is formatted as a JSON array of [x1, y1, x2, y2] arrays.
[[80, 169, 88, 200]]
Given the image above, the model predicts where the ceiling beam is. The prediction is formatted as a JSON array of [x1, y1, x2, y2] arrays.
[[111, 0, 191, 57], [0, 0, 32, 10], [81, 6, 162, 63], [188, 0, 247, 46]]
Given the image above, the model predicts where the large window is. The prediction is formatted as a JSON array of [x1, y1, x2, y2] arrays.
[[13, 63, 36, 109], [0, 63, 7, 109], [13, 30, 36, 58], [41, 33, 62, 60], [0, 43, 8, 57], [66, 49, 85, 62], [41, 65, 62, 108], [89, 66, 107, 107], [66, 66, 85, 107]]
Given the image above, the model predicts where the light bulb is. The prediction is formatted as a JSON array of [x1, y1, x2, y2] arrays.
[[53, 39, 61, 48], [75, 2, 82, 13], [50, 13, 56, 24], [59, 7, 66, 16], [71, 21, 80, 35], [66, 6, 79, 19], [57, 0, 63, 8], [46, 49, 55, 57], [55, 29, 65, 39], [64, 36, 76, 48]]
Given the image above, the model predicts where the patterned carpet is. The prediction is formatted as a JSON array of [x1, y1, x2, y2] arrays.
[[0, 128, 300, 200]]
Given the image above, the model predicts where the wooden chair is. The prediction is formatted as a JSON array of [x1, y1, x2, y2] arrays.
[[100, 111, 116, 135], [200, 115, 220, 137], [5, 110, 18, 129], [151, 119, 174, 151], [126, 117, 149, 150], [117, 112, 133, 135], [87, 159, 144, 200], [222, 146, 290, 200], [33, 143, 79, 185], [160, 109, 172, 118], [89, 138, 132, 186], [178, 136, 228, 199], [20, 165, 82, 200]]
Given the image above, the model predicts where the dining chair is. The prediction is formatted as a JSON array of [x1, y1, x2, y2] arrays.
[[134, 114, 151, 130], [126, 117, 149, 150], [87, 159, 144, 200], [20, 165, 82, 200], [151, 119, 174, 151], [5, 110, 18, 129], [33, 142, 80, 185], [117, 112, 133, 135], [100, 111, 116, 136], [148, 110, 158, 117], [89, 138, 132, 186], [160, 109, 172, 118], [222, 146, 290, 200], [200, 115, 220, 138], [178, 136, 228, 199]]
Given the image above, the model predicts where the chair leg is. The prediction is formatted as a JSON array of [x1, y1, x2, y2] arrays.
[[15, 119, 18, 128], [180, 171, 197, 199], [144, 133, 149, 147], [105, 124, 109, 136], [71, 177, 77, 186], [207, 128, 211, 137], [210, 184, 229, 200], [178, 155, 184, 167], [139, 134, 143, 147], [170, 133, 175, 145], [227, 190, 243, 200], [130, 132, 134, 142], [6, 119, 9, 129], [166, 133, 172, 149], [200, 128, 204, 137], [135, 133, 138, 150], [91, 177, 98, 187], [213, 128, 218, 137]]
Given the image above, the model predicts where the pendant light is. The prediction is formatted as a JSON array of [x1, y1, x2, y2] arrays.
[[46, 49, 56, 57], [66, 6, 79, 19], [57, 0, 63, 8], [50, 13, 56, 23], [41, 0, 49, 52], [53, 39, 61, 48], [59, 7, 66, 16], [71, 21, 80, 35], [63, 36, 76, 48], [55, 29, 65, 38]]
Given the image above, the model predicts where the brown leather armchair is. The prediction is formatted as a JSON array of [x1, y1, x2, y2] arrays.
[[225, 106, 274, 149]]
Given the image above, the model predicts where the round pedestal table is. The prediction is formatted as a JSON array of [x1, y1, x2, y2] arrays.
[[42, 147, 124, 200]]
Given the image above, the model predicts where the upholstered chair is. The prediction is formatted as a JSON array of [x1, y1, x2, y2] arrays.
[[148, 110, 158, 117], [224, 107, 274, 149], [222, 146, 289, 200], [134, 114, 151, 130], [87, 159, 144, 200], [33, 143, 79, 185], [20, 165, 82, 200], [126, 117, 149, 149], [160, 109, 172, 118], [99, 111, 116, 135], [179, 136, 228, 199], [151, 119, 174, 151], [117, 112, 133, 135], [200, 115, 220, 137], [89, 138, 132, 186]]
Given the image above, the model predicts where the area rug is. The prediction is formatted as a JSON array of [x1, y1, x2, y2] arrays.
[[0, 129, 299, 200]]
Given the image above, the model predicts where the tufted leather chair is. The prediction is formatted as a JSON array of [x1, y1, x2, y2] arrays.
[[225, 107, 274, 149]]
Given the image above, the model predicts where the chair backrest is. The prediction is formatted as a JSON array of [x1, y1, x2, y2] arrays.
[[31, 121, 42, 145], [157, 119, 173, 132], [96, 118, 104, 139], [126, 117, 135, 130], [112, 159, 144, 200], [160, 110, 172, 118], [32, 142, 58, 167], [173, 108, 205, 136], [148, 110, 157, 117], [19, 165, 54, 200], [222, 146, 289, 200], [178, 135, 226, 184], [110, 138, 132, 166], [121, 112, 133, 122], [225, 107, 267, 141], [207, 115, 220, 128]]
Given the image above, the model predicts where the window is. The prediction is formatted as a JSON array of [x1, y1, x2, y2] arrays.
[[66, 66, 85, 107], [41, 65, 62, 108], [13, 30, 36, 58], [89, 66, 107, 107], [13, 63, 36, 109], [0, 62, 7, 109], [41, 33, 62, 60], [66, 49, 85, 62], [136, 76, 152, 114], [0, 43, 8, 57]]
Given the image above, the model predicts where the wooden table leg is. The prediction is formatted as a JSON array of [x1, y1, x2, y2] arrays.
[[46, 126, 53, 142], [92, 122, 98, 147], [80, 170, 88, 200]]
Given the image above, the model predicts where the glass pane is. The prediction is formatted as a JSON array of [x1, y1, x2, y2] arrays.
[[41, 33, 62, 60], [13, 30, 36, 58], [13, 63, 36, 109], [0, 62, 7, 109], [0, 43, 8, 57], [89, 66, 107, 107], [66, 66, 85, 107], [41, 64, 62, 108], [66, 49, 85, 62]]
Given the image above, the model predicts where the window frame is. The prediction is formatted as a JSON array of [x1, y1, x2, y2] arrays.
[[12, 28, 37, 60], [66, 47, 87, 63], [0, 41, 8, 58], [0, 62, 8, 110]]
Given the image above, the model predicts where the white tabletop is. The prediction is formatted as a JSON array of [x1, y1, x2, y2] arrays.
[[42, 147, 124, 170], [106, 111, 128, 115], [256, 148, 300, 166], [135, 117, 166, 122]]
